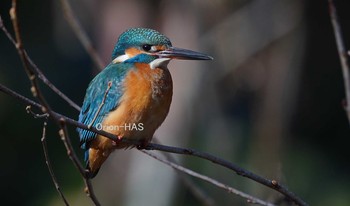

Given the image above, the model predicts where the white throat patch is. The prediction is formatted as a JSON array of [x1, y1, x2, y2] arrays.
[[112, 54, 130, 64], [149, 58, 171, 69]]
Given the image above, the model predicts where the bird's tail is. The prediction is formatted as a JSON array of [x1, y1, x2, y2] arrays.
[[86, 148, 110, 178]]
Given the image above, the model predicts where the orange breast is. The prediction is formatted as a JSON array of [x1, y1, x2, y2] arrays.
[[92, 63, 173, 150]]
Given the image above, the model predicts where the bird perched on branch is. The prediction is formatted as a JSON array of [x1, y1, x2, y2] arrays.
[[77, 28, 212, 178]]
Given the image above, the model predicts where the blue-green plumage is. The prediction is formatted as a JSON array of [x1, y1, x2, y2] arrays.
[[112, 28, 171, 60], [78, 63, 129, 160], [78, 28, 172, 163], [78, 27, 212, 178]]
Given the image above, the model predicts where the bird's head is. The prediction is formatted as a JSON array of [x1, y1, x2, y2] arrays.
[[111, 28, 212, 69]]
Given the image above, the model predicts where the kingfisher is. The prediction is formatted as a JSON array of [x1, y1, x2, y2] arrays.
[[78, 28, 212, 178]]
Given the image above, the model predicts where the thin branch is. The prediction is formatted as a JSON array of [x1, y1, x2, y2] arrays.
[[41, 121, 70, 206], [59, 0, 105, 70], [143, 144, 307, 206], [142, 150, 275, 206], [25, 52, 81, 111], [26, 105, 50, 118], [0, 15, 17, 45], [88, 81, 112, 128], [7, 3, 100, 205], [328, 0, 350, 123], [0, 14, 81, 111], [0, 82, 119, 142], [10, 0, 51, 114], [153, 139, 216, 206], [58, 119, 87, 176], [0, 83, 307, 206], [58, 119, 101, 206]]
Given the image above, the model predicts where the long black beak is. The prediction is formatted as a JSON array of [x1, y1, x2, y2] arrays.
[[157, 47, 213, 60]]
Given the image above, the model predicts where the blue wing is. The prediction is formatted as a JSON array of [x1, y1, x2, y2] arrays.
[[77, 63, 131, 161]]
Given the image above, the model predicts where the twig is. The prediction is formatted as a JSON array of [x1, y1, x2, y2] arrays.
[[10, 0, 50, 113], [0, 83, 307, 206], [88, 81, 112, 128], [143, 144, 308, 206], [153, 139, 216, 206], [328, 0, 350, 123], [58, 119, 101, 206], [0, 14, 81, 111], [0, 82, 118, 142], [142, 150, 275, 206], [0, 15, 17, 45], [7, 2, 100, 205], [41, 121, 70, 206], [25, 52, 81, 111], [59, 0, 105, 70], [26, 105, 49, 118], [58, 119, 87, 176]]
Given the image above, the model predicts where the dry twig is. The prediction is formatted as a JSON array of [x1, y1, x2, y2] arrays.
[[152, 138, 216, 206], [88, 81, 112, 128], [6, 2, 100, 205], [328, 0, 350, 123], [0, 11, 80, 111], [41, 121, 69, 206], [58, 120, 101, 206], [59, 0, 105, 70], [0, 81, 307, 206], [142, 150, 275, 206]]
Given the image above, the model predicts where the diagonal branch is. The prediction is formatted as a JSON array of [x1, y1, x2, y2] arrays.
[[25, 52, 81, 111], [7, 2, 100, 205], [0, 82, 307, 206], [0, 14, 80, 111], [328, 0, 350, 124], [59, 0, 105, 70], [10, 0, 51, 113], [88, 81, 112, 128], [41, 121, 69, 206], [143, 143, 307, 206], [58, 119, 101, 206], [152, 138, 216, 206], [142, 150, 275, 206]]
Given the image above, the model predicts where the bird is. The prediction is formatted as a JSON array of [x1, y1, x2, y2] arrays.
[[77, 27, 213, 178]]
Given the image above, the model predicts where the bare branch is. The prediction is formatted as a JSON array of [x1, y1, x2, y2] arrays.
[[58, 119, 86, 176], [41, 121, 70, 206], [26, 105, 49, 118], [143, 143, 307, 206], [88, 81, 112, 128], [328, 0, 350, 123], [58, 119, 101, 206], [152, 139, 216, 206], [0, 15, 17, 45], [6, 3, 100, 205], [0, 82, 307, 206], [0, 13, 80, 111], [59, 0, 105, 70], [142, 150, 275, 206], [10, 0, 50, 113], [25, 52, 81, 111]]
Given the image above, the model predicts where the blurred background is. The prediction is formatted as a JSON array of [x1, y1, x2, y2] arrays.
[[1, 0, 350, 205]]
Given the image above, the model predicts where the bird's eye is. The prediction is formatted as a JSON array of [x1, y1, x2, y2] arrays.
[[142, 44, 152, 51]]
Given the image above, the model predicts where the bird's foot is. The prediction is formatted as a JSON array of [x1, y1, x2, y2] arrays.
[[136, 139, 149, 150], [112, 135, 123, 146]]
